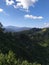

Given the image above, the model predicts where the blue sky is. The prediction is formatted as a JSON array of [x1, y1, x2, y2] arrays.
[[0, 0, 49, 28]]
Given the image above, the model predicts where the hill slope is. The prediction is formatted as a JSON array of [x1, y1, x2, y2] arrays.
[[0, 27, 49, 65]]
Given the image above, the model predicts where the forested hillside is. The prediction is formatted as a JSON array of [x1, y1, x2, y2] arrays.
[[0, 23, 49, 65]]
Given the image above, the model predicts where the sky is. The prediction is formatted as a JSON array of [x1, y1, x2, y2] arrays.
[[0, 0, 49, 28]]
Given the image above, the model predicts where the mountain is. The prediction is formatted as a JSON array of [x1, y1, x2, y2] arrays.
[[4, 26, 31, 32], [0, 26, 49, 65]]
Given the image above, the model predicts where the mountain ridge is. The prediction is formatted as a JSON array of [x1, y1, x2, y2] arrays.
[[4, 26, 32, 32]]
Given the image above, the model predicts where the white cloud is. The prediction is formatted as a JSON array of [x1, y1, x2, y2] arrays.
[[5, 0, 38, 11], [5, 0, 14, 5], [0, 8, 9, 16], [24, 14, 43, 20], [14, 0, 38, 10], [44, 22, 49, 27], [0, 8, 3, 12]]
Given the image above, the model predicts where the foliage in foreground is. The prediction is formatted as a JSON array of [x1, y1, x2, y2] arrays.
[[0, 50, 41, 65]]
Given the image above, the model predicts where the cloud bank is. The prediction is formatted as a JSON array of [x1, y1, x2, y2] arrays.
[[5, 0, 43, 20], [15, 0, 38, 10], [24, 14, 43, 20], [5, 0, 38, 10]]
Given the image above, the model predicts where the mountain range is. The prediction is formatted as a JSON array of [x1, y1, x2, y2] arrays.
[[0, 25, 49, 65], [4, 26, 31, 32]]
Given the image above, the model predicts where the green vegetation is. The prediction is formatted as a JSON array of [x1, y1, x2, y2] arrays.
[[0, 23, 49, 65], [0, 50, 41, 65]]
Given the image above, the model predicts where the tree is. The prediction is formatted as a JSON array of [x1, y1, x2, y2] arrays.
[[5, 50, 17, 65], [0, 51, 17, 65], [0, 22, 4, 33], [0, 53, 5, 65]]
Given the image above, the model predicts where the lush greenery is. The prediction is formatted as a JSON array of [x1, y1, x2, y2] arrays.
[[0, 23, 49, 65]]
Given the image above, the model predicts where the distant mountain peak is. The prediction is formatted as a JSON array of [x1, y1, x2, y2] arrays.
[[4, 26, 31, 32]]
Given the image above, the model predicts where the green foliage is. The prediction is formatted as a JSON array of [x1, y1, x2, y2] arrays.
[[0, 51, 17, 65], [5, 50, 17, 65], [0, 53, 5, 65], [0, 51, 42, 65], [0, 23, 49, 65], [0, 22, 4, 33]]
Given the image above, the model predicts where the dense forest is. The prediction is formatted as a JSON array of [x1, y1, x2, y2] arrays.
[[0, 22, 49, 65]]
